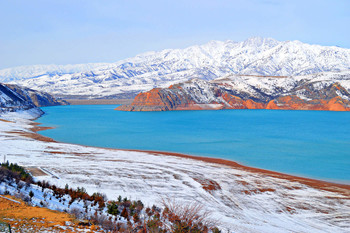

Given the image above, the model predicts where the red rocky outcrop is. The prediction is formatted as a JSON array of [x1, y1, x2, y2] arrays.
[[115, 80, 350, 112]]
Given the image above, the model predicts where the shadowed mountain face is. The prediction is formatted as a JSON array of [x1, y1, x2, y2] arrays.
[[116, 71, 350, 112], [0, 83, 67, 114], [4, 84, 68, 107]]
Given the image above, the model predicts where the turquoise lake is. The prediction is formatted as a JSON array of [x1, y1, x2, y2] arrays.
[[36, 105, 350, 184]]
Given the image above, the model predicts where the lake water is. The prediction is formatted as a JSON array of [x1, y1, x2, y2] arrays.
[[36, 105, 350, 183]]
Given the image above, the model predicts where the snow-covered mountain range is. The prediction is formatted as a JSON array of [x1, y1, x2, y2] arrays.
[[1, 37, 350, 98]]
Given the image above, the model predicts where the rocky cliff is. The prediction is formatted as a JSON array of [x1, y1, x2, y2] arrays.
[[116, 71, 350, 111], [5, 84, 68, 107], [0, 83, 67, 115]]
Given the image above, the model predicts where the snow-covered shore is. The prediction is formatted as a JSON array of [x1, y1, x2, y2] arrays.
[[0, 110, 349, 232]]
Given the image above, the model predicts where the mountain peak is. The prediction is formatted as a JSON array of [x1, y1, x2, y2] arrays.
[[241, 37, 279, 47], [199, 37, 280, 50]]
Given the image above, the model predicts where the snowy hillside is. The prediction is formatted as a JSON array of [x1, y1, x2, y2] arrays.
[[211, 70, 350, 102], [0, 111, 349, 232], [0, 83, 39, 113], [116, 70, 350, 111], [0, 82, 66, 115], [0, 63, 110, 82], [5, 84, 68, 107], [1, 37, 350, 98]]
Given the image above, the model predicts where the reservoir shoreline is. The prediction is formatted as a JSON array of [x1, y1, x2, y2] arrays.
[[30, 119, 350, 196]]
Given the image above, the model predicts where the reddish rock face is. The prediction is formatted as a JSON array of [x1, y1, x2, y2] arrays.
[[116, 88, 194, 111], [115, 81, 350, 112], [220, 93, 266, 110], [265, 96, 350, 111], [126, 88, 169, 111]]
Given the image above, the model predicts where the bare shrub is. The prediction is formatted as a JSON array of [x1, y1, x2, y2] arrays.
[[23, 195, 30, 203], [90, 212, 117, 231], [161, 197, 218, 232], [70, 207, 85, 219], [13, 191, 30, 203], [40, 200, 48, 207], [17, 181, 24, 190]]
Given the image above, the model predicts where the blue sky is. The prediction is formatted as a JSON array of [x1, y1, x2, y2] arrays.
[[0, 0, 349, 69]]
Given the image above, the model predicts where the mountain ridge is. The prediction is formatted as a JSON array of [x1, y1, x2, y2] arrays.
[[115, 71, 350, 111], [0, 83, 67, 115], [1, 37, 350, 98]]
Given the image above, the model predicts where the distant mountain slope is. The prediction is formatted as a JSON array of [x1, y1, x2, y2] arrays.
[[116, 71, 350, 111], [1, 37, 350, 98], [0, 83, 67, 115], [0, 63, 110, 82], [0, 83, 33, 110], [5, 84, 68, 107]]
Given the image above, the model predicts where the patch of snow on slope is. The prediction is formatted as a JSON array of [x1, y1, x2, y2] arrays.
[[0, 108, 43, 120]]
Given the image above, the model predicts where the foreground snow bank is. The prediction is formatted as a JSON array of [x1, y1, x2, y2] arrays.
[[0, 108, 43, 121], [0, 110, 349, 232]]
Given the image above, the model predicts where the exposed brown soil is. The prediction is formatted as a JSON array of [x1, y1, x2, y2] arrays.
[[0, 195, 98, 232], [44, 150, 94, 156], [7, 130, 56, 143], [43, 150, 67, 154], [31, 126, 55, 132], [193, 178, 221, 192], [6, 121, 57, 142], [28, 121, 55, 132], [285, 206, 296, 214], [242, 188, 276, 195], [25, 167, 49, 176], [0, 119, 13, 123], [236, 180, 249, 186]]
